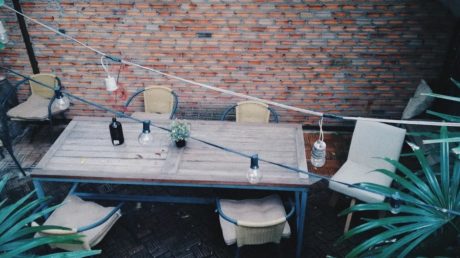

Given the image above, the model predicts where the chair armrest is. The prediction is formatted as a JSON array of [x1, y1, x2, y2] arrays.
[[77, 202, 124, 232], [220, 104, 237, 121], [13, 78, 29, 90], [215, 198, 237, 225], [124, 88, 146, 109]]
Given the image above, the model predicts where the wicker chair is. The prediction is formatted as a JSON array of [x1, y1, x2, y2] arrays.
[[124, 86, 178, 120], [216, 195, 294, 257], [221, 101, 279, 123], [34, 195, 123, 251], [7, 74, 67, 122], [328, 120, 406, 232]]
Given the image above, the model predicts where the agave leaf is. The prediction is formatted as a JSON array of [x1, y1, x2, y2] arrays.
[[408, 142, 446, 206], [0, 225, 73, 246], [450, 77, 460, 89], [384, 225, 442, 257], [439, 127, 450, 204], [0, 203, 64, 244], [374, 168, 434, 205], [426, 110, 460, 122], [346, 222, 439, 258], [383, 158, 438, 205], [0, 191, 40, 234], [422, 93, 460, 103], [39, 249, 102, 258], [0, 197, 48, 238], [0, 234, 85, 257], [0, 174, 9, 193], [0, 199, 8, 210]]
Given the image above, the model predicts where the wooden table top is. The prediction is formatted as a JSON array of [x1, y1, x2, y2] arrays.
[[32, 116, 319, 187]]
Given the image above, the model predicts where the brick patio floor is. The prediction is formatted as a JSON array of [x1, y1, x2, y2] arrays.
[[0, 123, 377, 258]]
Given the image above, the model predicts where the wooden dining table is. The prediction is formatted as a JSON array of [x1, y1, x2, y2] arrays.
[[31, 116, 320, 258]]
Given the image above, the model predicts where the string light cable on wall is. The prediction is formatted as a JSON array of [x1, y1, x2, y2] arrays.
[[1, 2, 460, 128], [2, 66, 460, 218]]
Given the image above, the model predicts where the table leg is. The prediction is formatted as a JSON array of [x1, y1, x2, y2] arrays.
[[295, 192, 300, 226], [32, 179, 49, 218], [296, 189, 308, 258]]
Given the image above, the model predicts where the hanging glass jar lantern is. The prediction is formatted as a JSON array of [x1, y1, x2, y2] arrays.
[[311, 117, 326, 168]]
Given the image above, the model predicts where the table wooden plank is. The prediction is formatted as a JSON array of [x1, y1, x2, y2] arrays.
[[32, 116, 318, 186]]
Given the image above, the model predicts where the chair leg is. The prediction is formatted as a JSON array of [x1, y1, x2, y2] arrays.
[[4, 141, 26, 177], [329, 192, 339, 207], [344, 198, 356, 233]]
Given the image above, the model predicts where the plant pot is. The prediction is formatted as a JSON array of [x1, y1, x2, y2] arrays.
[[175, 139, 186, 148]]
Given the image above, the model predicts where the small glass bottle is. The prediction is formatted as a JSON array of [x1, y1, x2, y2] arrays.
[[109, 117, 124, 146], [311, 140, 326, 168]]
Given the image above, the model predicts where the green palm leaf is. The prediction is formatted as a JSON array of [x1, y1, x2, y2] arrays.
[[374, 168, 434, 205], [439, 127, 450, 204], [382, 158, 438, 204], [346, 222, 441, 258], [450, 77, 460, 89], [40, 250, 102, 258], [0, 175, 100, 257], [408, 142, 446, 206], [427, 110, 460, 122], [342, 126, 460, 257]]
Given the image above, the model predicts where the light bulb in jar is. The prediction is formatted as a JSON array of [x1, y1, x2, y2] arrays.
[[247, 154, 262, 184], [138, 121, 153, 145], [311, 140, 326, 168], [52, 90, 70, 111]]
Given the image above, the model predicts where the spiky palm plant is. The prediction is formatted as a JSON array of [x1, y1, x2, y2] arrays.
[[339, 79, 460, 257], [0, 175, 100, 257]]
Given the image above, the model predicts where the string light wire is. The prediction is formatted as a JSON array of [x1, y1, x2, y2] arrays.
[[2, 3, 460, 127], [2, 66, 460, 217]]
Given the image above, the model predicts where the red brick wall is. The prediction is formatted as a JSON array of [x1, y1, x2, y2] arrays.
[[0, 0, 455, 125]]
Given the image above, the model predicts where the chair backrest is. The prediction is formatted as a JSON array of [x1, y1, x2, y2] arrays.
[[30, 74, 57, 99], [143, 86, 174, 114], [236, 101, 271, 123], [348, 120, 406, 171]]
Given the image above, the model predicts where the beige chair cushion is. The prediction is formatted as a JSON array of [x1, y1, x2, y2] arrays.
[[143, 86, 174, 115], [329, 121, 406, 203], [7, 95, 62, 120], [218, 195, 291, 246], [131, 111, 171, 121], [36, 195, 121, 251], [236, 101, 270, 123], [30, 74, 56, 99]]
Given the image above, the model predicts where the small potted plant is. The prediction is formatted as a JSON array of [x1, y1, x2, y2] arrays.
[[170, 120, 190, 148]]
